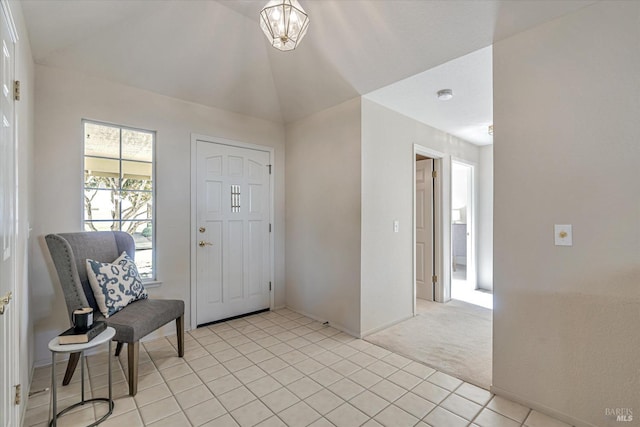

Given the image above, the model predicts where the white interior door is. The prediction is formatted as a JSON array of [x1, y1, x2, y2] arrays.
[[196, 141, 271, 325], [416, 159, 434, 301], [0, 2, 16, 425]]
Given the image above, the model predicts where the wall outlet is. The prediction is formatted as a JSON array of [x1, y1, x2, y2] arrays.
[[554, 224, 572, 246]]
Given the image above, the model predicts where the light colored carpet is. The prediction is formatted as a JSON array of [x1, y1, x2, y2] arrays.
[[365, 298, 492, 389]]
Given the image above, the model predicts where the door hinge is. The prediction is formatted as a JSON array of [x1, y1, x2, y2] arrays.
[[14, 384, 21, 405], [13, 80, 20, 101], [269, 223, 272, 233], [269, 282, 272, 291], [432, 170, 437, 178], [432, 275, 438, 283], [267, 164, 272, 175]]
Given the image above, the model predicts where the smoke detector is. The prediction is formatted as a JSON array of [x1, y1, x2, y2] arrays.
[[437, 89, 453, 101]]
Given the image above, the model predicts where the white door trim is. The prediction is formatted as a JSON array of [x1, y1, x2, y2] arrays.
[[412, 144, 451, 315], [190, 134, 275, 330], [0, 1, 18, 425], [1, 0, 17, 42]]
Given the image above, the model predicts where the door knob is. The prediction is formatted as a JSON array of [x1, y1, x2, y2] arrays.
[[0, 291, 12, 315], [199, 241, 213, 247]]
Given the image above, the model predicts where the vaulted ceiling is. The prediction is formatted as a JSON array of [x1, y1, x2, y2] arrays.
[[22, 0, 595, 143]]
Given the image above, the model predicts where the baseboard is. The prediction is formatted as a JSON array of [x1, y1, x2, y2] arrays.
[[490, 385, 597, 427], [284, 306, 361, 338], [360, 314, 414, 338]]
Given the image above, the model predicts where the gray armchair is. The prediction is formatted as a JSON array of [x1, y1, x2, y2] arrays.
[[45, 231, 184, 396]]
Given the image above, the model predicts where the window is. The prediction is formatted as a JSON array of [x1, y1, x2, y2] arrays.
[[83, 120, 155, 280]]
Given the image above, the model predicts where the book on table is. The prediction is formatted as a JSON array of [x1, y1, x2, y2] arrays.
[[58, 321, 107, 345]]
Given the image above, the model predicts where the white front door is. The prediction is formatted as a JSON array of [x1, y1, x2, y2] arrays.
[[0, 1, 17, 425], [416, 159, 434, 301], [195, 141, 271, 325]]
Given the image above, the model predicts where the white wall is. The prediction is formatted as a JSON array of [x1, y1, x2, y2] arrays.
[[492, 2, 640, 426], [477, 145, 493, 291], [361, 98, 481, 335], [32, 65, 286, 365], [284, 98, 362, 335], [9, 0, 35, 422]]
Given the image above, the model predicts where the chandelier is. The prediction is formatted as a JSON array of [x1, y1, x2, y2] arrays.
[[259, 0, 310, 52]]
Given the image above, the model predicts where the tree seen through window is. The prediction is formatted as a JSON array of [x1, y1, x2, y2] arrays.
[[83, 120, 155, 279]]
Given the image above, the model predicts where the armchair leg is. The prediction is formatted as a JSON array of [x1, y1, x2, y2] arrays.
[[176, 315, 184, 357], [127, 341, 139, 396], [62, 352, 81, 386], [115, 342, 124, 357]]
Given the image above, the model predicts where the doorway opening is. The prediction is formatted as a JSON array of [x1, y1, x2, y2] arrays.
[[367, 146, 492, 388], [412, 144, 448, 311], [451, 160, 492, 309], [415, 154, 436, 302], [367, 45, 494, 390]]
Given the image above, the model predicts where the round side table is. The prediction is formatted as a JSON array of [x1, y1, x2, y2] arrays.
[[48, 326, 116, 427]]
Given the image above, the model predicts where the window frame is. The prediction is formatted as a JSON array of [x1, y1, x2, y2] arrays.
[[81, 119, 157, 282]]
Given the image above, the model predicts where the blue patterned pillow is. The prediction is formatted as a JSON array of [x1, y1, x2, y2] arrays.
[[86, 251, 148, 318]]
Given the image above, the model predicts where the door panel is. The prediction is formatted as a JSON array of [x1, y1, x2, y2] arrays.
[[206, 181, 222, 214], [0, 4, 16, 425], [416, 190, 425, 229], [196, 141, 271, 325], [248, 221, 263, 296], [204, 221, 222, 304], [228, 156, 243, 176], [416, 243, 425, 283], [416, 159, 434, 301], [228, 220, 244, 301], [249, 184, 262, 214]]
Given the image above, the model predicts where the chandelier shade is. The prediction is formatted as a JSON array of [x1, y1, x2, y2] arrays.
[[259, 0, 310, 51]]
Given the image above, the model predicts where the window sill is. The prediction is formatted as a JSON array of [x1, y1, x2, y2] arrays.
[[143, 280, 162, 288]]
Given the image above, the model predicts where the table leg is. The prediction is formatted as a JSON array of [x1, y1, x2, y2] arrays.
[[80, 351, 85, 403], [48, 330, 116, 426], [51, 352, 56, 427], [108, 340, 112, 408]]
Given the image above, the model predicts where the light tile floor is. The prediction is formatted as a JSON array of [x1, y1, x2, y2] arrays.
[[25, 308, 572, 427]]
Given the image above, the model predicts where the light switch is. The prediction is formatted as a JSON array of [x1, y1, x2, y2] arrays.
[[393, 220, 399, 233], [554, 224, 572, 246]]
